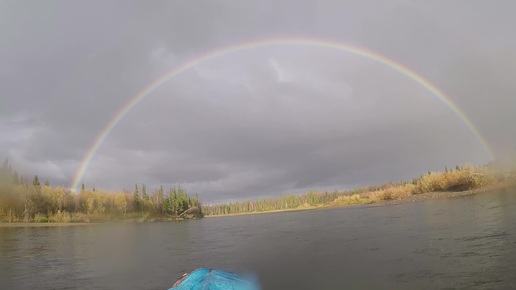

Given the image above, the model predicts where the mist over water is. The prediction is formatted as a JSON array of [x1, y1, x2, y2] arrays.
[[1, 190, 515, 290]]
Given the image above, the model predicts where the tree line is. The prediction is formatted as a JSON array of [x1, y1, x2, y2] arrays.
[[1, 157, 495, 220], [0, 159, 201, 223], [201, 164, 492, 216]]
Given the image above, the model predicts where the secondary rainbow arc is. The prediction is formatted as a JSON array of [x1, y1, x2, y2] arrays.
[[70, 36, 493, 193]]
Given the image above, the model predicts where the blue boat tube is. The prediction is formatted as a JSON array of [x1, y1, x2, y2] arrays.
[[169, 268, 261, 290]]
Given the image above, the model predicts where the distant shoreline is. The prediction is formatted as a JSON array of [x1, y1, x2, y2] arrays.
[[205, 178, 515, 218]]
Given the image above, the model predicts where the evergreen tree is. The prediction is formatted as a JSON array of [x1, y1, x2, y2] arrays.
[[32, 175, 40, 186], [142, 184, 149, 200], [44, 180, 50, 186], [173, 187, 180, 215], [168, 187, 177, 214], [133, 184, 140, 210], [176, 184, 191, 212], [156, 185, 164, 214], [193, 193, 199, 207], [81, 183, 85, 192]]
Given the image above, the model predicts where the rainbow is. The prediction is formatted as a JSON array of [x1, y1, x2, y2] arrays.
[[70, 36, 493, 192]]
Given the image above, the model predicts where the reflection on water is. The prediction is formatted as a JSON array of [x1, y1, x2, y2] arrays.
[[1, 190, 515, 290]]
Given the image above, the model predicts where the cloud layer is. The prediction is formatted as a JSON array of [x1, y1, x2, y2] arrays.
[[1, 1, 515, 202]]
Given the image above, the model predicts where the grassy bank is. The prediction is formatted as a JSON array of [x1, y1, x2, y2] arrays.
[[203, 164, 515, 217], [207, 177, 516, 218]]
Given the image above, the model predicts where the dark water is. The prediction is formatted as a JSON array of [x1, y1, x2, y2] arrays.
[[1, 190, 516, 290]]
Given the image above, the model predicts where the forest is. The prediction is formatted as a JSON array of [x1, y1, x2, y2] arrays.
[[0, 159, 201, 223]]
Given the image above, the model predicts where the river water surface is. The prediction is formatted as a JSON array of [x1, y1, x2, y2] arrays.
[[1, 190, 515, 289]]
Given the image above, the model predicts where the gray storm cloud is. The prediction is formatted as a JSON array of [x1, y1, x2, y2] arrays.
[[1, 0, 514, 202]]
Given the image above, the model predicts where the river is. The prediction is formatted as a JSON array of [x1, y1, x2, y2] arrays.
[[1, 189, 515, 289]]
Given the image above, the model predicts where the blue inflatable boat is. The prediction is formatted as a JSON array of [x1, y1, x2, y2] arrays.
[[169, 268, 260, 290]]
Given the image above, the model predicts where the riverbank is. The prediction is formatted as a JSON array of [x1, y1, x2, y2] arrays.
[[0, 206, 203, 227], [0, 219, 195, 228], [205, 177, 516, 218], [0, 222, 95, 228], [203, 205, 328, 218], [0, 214, 201, 227], [374, 177, 515, 206]]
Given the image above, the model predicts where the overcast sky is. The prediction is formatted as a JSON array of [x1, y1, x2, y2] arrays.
[[1, 0, 515, 202]]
